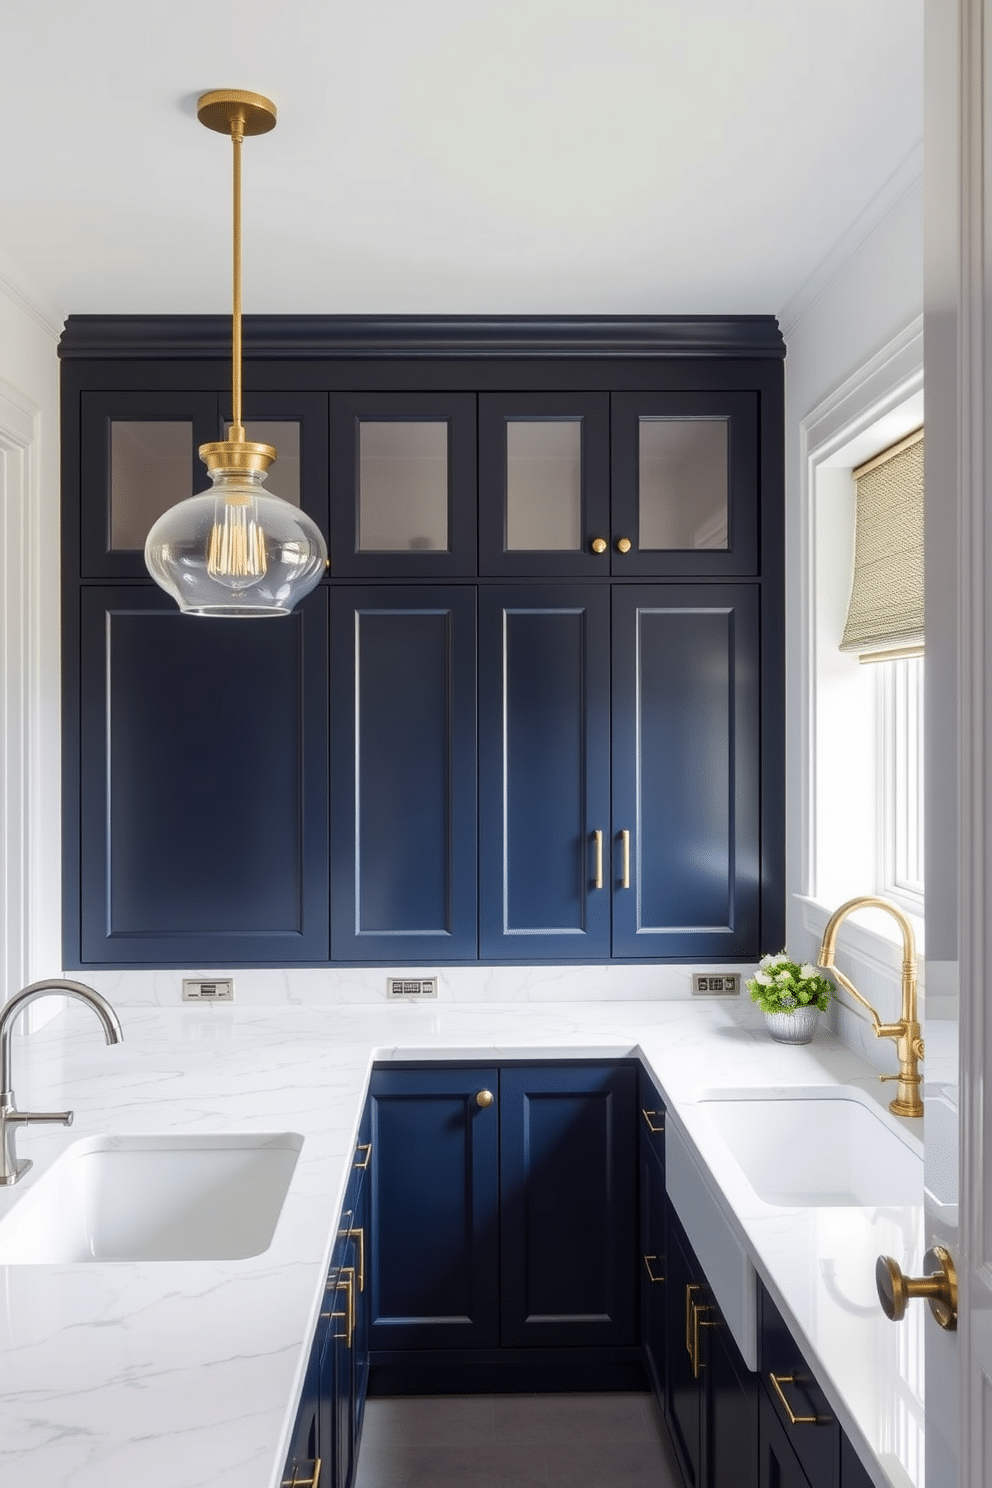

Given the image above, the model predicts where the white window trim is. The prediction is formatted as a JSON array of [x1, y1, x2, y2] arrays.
[[796, 316, 924, 959], [877, 655, 925, 916]]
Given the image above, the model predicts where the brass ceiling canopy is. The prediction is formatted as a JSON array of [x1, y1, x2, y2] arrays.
[[143, 87, 327, 616], [196, 89, 277, 137]]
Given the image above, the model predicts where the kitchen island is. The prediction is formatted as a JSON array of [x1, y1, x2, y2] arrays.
[[0, 997, 924, 1488]]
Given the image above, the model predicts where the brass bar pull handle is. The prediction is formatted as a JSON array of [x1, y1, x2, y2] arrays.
[[620, 830, 630, 889], [354, 1142, 373, 1169], [330, 1270, 354, 1347], [768, 1373, 821, 1426], [685, 1283, 702, 1357], [691, 1301, 717, 1380], [282, 1459, 321, 1488], [593, 830, 603, 890], [643, 1253, 664, 1284], [342, 1226, 365, 1292], [641, 1108, 664, 1134]]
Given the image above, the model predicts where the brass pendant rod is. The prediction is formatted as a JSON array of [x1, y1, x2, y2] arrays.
[[230, 110, 245, 441]]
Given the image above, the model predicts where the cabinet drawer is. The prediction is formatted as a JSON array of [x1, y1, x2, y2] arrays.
[[638, 1066, 666, 1174], [759, 1285, 839, 1488]]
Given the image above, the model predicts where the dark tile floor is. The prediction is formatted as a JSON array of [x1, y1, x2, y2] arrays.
[[354, 1392, 682, 1488]]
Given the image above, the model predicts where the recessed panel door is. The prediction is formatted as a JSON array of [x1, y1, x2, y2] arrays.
[[499, 1063, 637, 1349], [479, 586, 611, 960], [611, 584, 760, 959], [330, 586, 477, 961], [74, 586, 329, 965], [368, 1067, 500, 1350]]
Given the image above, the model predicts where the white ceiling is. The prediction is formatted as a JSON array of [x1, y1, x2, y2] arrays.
[[1, 0, 923, 319]]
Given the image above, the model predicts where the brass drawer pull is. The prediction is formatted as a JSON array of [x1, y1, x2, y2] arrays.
[[641, 1108, 664, 1134], [354, 1142, 373, 1169], [324, 1269, 355, 1347], [341, 1225, 365, 1291], [690, 1300, 717, 1380], [643, 1253, 664, 1284], [282, 1459, 321, 1488], [593, 829, 604, 890], [768, 1372, 823, 1426], [685, 1283, 702, 1357]]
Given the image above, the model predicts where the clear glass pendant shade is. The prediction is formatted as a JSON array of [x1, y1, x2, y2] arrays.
[[144, 465, 327, 617]]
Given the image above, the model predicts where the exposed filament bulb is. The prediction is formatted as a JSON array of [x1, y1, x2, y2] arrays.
[[207, 494, 268, 586]]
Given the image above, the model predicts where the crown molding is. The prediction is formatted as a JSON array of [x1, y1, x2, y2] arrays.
[[777, 142, 923, 341], [0, 248, 64, 342], [58, 313, 786, 361]]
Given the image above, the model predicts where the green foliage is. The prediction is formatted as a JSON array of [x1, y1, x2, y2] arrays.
[[746, 952, 834, 1015]]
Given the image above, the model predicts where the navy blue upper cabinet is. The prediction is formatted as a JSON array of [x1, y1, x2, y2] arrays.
[[478, 586, 611, 960], [72, 586, 329, 966], [611, 391, 759, 577], [478, 393, 611, 576], [329, 392, 477, 577], [611, 585, 761, 959], [330, 586, 478, 961], [77, 390, 221, 579]]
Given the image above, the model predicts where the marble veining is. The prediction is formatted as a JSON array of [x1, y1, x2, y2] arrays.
[[0, 998, 924, 1488]]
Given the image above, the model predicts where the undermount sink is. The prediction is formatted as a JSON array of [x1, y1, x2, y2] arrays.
[[0, 1132, 303, 1263], [697, 1094, 922, 1207]]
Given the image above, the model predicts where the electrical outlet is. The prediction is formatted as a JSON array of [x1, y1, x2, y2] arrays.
[[692, 973, 741, 996], [387, 977, 438, 1000], [182, 978, 235, 1002]]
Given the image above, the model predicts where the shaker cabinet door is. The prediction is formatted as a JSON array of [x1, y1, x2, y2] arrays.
[[611, 584, 760, 960], [478, 585, 611, 960], [330, 586, 478, 961], [73, 586, 329, 965]]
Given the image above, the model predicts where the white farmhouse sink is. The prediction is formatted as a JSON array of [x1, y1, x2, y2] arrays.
[[697, 1094, 922, 1207], [0, 1132, 303, 1263]]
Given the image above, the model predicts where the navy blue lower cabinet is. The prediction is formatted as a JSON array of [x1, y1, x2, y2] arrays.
[[638, 1079, 667, 1401], [330, 587, 478, 961], [73, 586, 329, 967], [478, 587, 611, 961], [368, 1066, 500, 1351], [499, 1063, 636, 1348], [664, 1206, 757, 1488], [759, 1283, 838, 1488], [611, 584, 761, 960]]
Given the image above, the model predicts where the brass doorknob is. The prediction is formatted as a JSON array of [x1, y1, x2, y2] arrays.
[[875, 1245, 957, 1330], [615, 536, 632, 554], [590, 537, 608, 554], [476, 1090, 494, 1108]]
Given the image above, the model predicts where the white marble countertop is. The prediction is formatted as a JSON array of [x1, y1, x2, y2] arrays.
[[0, 997, 924, 1488]]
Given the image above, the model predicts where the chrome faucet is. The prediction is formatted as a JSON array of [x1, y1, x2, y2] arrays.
[[817, 896, 924, 1118], [0, 979, 124, 1185]]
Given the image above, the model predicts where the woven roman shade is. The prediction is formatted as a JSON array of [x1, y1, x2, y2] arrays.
[[840, 428, 924, 662]]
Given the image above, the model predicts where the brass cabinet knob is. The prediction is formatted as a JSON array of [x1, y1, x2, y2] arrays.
[[476, 1089, 494, 1108], [615, 536, 632, 554], [590, 537, 608, 554], [876, 1245, 957, 1330]]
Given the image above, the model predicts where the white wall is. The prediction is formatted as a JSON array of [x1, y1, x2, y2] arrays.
[[0, 250, 63, 1002], [782, 168, 926, 1065]]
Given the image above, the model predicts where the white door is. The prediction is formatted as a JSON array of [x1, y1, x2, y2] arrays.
[[925, 2, 990, 1483]]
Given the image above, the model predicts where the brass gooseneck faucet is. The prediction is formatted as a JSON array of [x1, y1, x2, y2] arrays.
[[817, 896, 924, 1118]]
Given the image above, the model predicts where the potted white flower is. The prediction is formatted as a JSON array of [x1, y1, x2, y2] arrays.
[[746, 953, 835, 1044]]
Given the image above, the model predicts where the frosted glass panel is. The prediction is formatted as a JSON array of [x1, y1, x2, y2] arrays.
[[506, 420, 582, 551], [359, 421, 448, 552], [242, 421, 301, 507], [639, 418, 728, 550], [110, 421, 192, 550]]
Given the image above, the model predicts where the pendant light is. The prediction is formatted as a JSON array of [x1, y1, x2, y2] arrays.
[[145, 90, 328, 616]]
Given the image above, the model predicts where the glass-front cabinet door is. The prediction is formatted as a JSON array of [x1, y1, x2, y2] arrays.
[[479, 393, 610, 575], [610, 391, 758, 576], [79, 388, 329, 579], [79, 390, 220, 578], [330, 392, 477, 576]]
